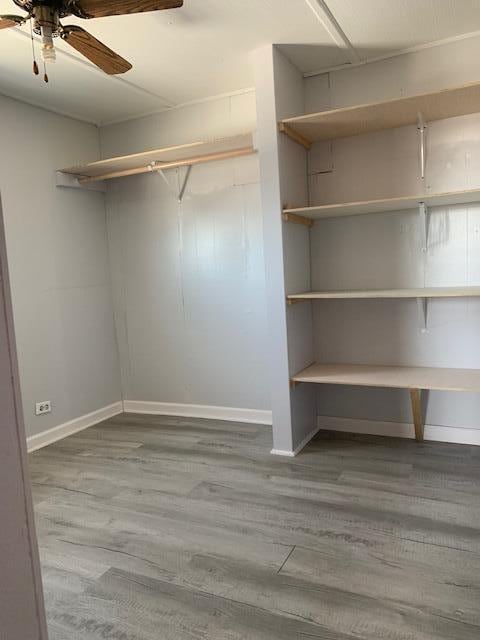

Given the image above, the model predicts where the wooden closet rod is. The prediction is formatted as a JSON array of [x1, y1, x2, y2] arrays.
[[78, 147, 256, 185]]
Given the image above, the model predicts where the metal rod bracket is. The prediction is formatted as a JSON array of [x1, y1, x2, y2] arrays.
[[178, 165, 193, 203], [55, 171, 106, 192], [154, 167, 171, 188]]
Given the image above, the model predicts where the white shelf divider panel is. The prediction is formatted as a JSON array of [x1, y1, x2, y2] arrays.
[[57, 133, 255, 187], [283, 187, 480, 221], [280, 81, 480, 145], [292, 363, 480, 393], [287, 286, 480, 302]]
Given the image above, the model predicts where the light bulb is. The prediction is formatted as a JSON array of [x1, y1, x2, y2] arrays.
[[40, 26, 56, 63], [41, 43, 56, 63]]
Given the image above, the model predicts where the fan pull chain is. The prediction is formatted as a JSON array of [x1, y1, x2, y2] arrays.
[[30, 18, 39, 76], [43, 61, 49, 84]]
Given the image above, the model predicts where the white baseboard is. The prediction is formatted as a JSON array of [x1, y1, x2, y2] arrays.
[[123, 400, 272, 425], [317, 415, 480, 446], [270, 448, 295, 457], [27, 401, 123, 453], [271, 424, 322, 457], [271, 415, 480, 457], [293, 424, 323, 454]]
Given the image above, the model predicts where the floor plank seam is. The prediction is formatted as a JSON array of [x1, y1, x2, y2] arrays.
[[57, 538, 165, 571], [277, 545, 296, 574], [33, 482, 99, 499], [99, 566, 340, 635], [393, 534, 480, 555]]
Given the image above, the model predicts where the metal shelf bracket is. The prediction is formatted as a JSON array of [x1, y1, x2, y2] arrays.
[[417, 297, 428, 332], [418, 202, 429, 252], [417, 111, 427, 180]]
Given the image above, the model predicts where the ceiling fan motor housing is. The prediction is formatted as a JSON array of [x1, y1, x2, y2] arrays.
[[13, 0, 91, 20], [33, 6, 60, 37]]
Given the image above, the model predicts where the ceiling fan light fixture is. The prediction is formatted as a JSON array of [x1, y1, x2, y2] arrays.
[[32, 5, 59, 63], [6, 0, 184, 77]]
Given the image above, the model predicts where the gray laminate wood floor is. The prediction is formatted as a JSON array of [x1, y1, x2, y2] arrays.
[[29, 414, 480, 640]]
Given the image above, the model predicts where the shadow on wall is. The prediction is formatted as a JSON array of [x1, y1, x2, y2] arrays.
[[276, 43, 399, 77]]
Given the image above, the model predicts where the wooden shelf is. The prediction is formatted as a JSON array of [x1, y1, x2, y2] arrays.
[[287, 286, 480, 302], [58, 133, 255, 185], [284, 187, 480, 220], [280, 81, 480, 144], [292, 363, 480, 393]]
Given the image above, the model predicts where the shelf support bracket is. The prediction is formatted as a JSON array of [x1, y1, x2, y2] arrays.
[[282, 212, 314, 228], [417, 297, 428, 332], [278, 122, 312, 150], [286, 298, 308, 306], [409, 388, 424, 442], [417, 112, 427, 180], [290, 379, 302, 389], [178, 164, 193, 203], [418, 202, 429, 252]]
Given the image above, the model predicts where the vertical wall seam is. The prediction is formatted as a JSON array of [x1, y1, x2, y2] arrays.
[[101, 168, 125, 403]]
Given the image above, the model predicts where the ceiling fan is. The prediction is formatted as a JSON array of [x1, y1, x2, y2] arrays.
[[0, 1, 183, 79]]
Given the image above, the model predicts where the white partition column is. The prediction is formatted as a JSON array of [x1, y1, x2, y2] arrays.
[[254, 45, 316, 455], [0, 197, 48, 640]]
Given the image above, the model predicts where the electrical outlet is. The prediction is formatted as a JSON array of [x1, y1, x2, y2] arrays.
[[35, 401, 51, 416]]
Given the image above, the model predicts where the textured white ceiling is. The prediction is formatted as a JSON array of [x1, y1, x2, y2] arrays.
[[326, 0, 480, 58], [1, 0, 480, 125]]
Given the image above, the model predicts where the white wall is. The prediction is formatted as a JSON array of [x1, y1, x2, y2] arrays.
[[100, 92, 271, 414], [0, 94, 121, 439], [302, 35, 480, 440]]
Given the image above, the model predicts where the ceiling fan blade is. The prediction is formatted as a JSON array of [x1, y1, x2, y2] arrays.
[[61, 25, 132, 75], [0, 15, 25, 29], [74, 0, 183, 19]]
